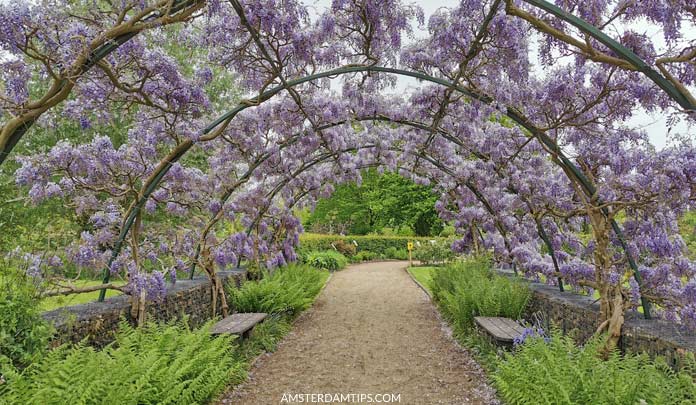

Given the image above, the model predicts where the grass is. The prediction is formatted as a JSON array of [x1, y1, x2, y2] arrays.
[[40, 280, 125, 311], [408, 260, 524, 372], [408, 266, 437, 293]]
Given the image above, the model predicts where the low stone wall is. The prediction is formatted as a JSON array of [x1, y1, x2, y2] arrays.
[[42, 270, 246, 348], [525, 282, 695, 369]]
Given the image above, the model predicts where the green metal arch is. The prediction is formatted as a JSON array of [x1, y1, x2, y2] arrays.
[[522, 0, 695, 112], [2, 0, 692, 168], [234, 142, 521, 272], [188, 115, 553, 283], [98, 64, 649, 317]]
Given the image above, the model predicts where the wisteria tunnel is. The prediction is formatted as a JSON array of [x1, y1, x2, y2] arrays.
[[1, 0, 695, 365]]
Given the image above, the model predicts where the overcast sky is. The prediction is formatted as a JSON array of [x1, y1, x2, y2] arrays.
[[309, 0, 695, 150]]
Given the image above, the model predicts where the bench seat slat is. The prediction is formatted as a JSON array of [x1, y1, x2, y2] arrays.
[[474, 316, 525, 343], [211, 313, 268, 335]]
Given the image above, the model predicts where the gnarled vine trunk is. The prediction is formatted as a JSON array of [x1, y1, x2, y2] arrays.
[[587, 205, 626, 356]]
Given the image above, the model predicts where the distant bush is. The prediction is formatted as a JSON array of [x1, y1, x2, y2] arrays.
[[0, 320, 241, 404], [430, 257, 530, 330], [384, 247, 409, 260], [229, 264, 329, 314], [439, 225, 456, 237], [303, 250, 349, 271], [0, 265, 53, 368], [332, 240, 356, 257], [494, 334, 696, 405], [352, 251, 378, 262], [413, 240, 455, 264]]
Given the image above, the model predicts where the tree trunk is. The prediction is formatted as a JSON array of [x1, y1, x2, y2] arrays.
[[588, 207, 625, 355]]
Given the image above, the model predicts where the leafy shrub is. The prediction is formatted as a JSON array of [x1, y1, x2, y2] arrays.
[[352, 251, 378, 262], [332, 240, 356, 257], [430, 257, 530, 331], [494, 334, 696, 405], [439, 225, 456, 237], [303, 250, 348, 271], [0, 320, 242, 404], [413, 240, 455, 264], [384, 247, 409, 260], [0, 266, 53, 368], [229, 264, 329, 314]]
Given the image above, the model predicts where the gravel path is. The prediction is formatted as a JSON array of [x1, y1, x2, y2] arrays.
[[217, 261, 499, 404]]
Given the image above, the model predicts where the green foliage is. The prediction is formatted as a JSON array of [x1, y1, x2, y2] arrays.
[[438, 225, 456, 237], [302, 251, 348, 271], [229, 264, 329, 314], [0, 265, 53, 368], [304, 169, 443, 236], [332, 240, 356, 257], [494, 334, 696, 405], [352, 250, 378, 262], [299, 233, 438, 256], [237, 315, 292, 358], [407, 266, 435, 293], [0, 320, 243, 405], [40, 280, 125, 311], [679, 210, 696, 259], [430, 257, 530, 331], [412, 240, 455, 265], [384, 247, 409, 260]]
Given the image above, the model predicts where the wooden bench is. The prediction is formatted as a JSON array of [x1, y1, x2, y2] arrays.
[[211, 313, 268, 339], [474, 316, 526, 347]]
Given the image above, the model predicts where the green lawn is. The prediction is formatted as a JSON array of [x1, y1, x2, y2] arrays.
[[41, 280, 125, 311], [408, 266, 436, 294]]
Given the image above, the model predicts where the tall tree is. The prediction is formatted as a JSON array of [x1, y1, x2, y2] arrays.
[[305, 169, 443, 236]]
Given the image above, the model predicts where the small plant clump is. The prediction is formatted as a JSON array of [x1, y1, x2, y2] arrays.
[[302, 251, 349, 272], [0, 320, 243, 405]]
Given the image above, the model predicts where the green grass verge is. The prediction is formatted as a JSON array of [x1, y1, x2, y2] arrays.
[[40, 280, 125, 311], [407, 266, 437, 293]]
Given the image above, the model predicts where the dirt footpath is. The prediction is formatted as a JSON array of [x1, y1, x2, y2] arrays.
[[218, 261, 499, 404]]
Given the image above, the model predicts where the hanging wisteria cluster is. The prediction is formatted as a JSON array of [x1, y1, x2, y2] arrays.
[[1, 0, 695, 350]]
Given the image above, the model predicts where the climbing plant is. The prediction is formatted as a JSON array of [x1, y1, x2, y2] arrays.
[[1, 0, 695, 354]]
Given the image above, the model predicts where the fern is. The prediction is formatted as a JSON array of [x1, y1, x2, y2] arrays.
[[493, 334, 696, 405], [430, 257, 531, 331], [229, 264, 329, 314], [0, 320, 241, 405]]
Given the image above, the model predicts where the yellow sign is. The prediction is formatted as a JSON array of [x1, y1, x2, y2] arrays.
[[407, 242, 414, 251]]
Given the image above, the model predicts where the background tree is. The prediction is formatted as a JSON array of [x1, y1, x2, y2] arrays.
[[304, 169, 443, 236]]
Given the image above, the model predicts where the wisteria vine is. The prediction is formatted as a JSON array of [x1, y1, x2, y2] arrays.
[[1, 0, 695, 351]]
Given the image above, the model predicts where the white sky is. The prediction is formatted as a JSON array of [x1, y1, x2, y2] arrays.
[[310, 0, 695, 150]]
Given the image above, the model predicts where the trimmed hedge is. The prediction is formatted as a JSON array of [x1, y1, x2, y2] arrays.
[[299, 233, 444, 256]]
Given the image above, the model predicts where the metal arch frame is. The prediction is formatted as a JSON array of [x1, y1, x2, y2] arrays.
[[188, 115, 562, 287], [521, 0, 695, 112], [1, 0, 693, 167], [189, 114, 571, 291], [231, 142, 522, 273], [0, 1, 651, 313], [96, 64, 649, 318]]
